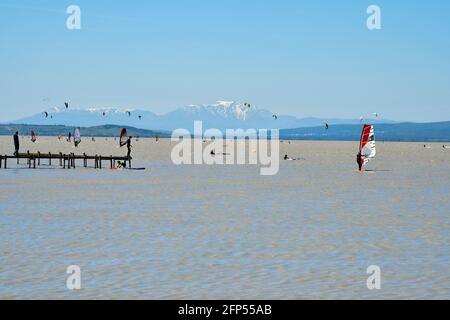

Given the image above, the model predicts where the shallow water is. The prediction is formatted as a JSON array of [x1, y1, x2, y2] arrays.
[[0, 137, 449, 299]]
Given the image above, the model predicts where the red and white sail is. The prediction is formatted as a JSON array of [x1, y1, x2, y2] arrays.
[[359, 124, 376, 166], [119, 128, 128, 147], [31, 130, 37, 143]]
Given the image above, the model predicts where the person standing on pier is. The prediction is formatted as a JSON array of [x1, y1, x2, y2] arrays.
[[127, 136, 132, 159], [13, 131, 20, 156]]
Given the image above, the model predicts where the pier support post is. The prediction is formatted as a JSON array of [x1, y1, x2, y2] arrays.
[[49, 153, 52, 166], [59, 153, 63, 167], [110, 156, 113, 169], [0, 156, 2, 169], [38, 152, 41, 166], [5, 155, 7, 169], [33, 157, 36, 169], [99, 156, 102, 169]]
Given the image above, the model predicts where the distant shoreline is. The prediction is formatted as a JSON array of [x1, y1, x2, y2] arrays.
[[0, 122, 449, 142], [1, 137, 448, 145]]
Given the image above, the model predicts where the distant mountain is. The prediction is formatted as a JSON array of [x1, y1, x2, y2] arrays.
[[280, 122, 450, 142], [9, 101, 395, 131]]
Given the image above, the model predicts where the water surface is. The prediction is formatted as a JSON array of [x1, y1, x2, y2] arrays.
[[0, 137, 448, 299]]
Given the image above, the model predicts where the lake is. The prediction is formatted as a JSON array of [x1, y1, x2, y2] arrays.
[[0, 137, 448, 299]]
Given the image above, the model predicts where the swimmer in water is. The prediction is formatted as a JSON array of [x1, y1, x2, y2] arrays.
[[284, 154, 298, 161]]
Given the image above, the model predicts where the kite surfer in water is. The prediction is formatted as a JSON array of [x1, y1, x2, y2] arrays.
[[13, 131, 19, 156]]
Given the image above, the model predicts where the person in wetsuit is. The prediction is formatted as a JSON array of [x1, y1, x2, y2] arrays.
[[13, 131, 19, 156], [127, 136, 132, 159], [357, 152, 363, 171]]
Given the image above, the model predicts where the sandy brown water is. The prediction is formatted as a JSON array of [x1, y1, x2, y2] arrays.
[[0, 136, 449, 299]]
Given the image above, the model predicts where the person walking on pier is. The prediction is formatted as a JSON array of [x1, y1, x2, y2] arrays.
[[13, 131, 20, 156], [126, 136, 132, 159]]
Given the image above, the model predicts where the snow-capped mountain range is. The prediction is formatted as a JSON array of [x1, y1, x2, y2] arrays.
[[9, 101, 393, 131]]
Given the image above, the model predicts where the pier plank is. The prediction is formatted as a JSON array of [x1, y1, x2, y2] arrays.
[[0, 152, 131, 169]]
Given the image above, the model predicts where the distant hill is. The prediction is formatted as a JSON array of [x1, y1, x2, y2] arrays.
[[0, 124, 170, 138], [1, 122, 449, 142], [280, 122, 450, 142]]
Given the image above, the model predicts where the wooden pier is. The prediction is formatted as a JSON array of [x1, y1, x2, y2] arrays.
[[0, 151, 131, 169]]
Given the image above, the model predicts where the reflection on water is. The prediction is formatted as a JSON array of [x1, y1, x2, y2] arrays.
[[0, 138, 449, 299]]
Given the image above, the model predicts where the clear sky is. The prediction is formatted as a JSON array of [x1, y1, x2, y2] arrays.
[[0, 0, 449, 122]]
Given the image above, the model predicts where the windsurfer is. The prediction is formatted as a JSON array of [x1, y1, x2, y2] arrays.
[[357, 152, 363, 171], [13, 131, 20, 156], [74, 129, 81, 147], [357, 125, 376, 171]]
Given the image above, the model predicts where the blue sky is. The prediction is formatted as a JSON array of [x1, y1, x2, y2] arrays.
[[0, 0, 449, 122]]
